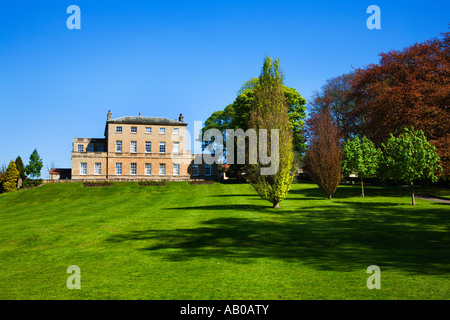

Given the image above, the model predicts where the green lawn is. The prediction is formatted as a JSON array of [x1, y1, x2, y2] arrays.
[[0, 182, 448, 300]]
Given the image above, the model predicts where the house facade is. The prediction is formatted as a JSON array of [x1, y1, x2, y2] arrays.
[[71, 111, 217, 180]]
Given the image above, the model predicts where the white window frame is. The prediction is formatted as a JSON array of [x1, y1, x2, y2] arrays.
[[159, 163, 166, 176], [77, 144, 84, 152], [173, 142, 180, 154], [159, 142, 166, 153], [116, 141, 122, 153], [115, 163, 122, 175], [130, 163, 137, 175], [80, 162, 87, 175], [145, 163, 151, 175], [145, 127, 152, 134], [159, 127, 165, 135], [130, 141, 137, 153], [173, 163, 180, 176], [145, 141, 151, 153], [173, 128, 179, 135], [131, 126, 137, 133], [94, 163, 102, 175], [116, 126, 123, 133]]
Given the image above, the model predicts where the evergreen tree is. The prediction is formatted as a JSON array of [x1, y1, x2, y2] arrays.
[[25, 149, 43, 179], [15, 156, 26, 181], [2, 160, 20, 193]]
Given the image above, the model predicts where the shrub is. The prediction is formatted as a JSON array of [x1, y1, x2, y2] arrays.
[[21, 179, 43, 189], [139, 181, 166, 186], [83, 182, 113, 187], [188, 181, 215, 185], [2, 160, 20, 193]]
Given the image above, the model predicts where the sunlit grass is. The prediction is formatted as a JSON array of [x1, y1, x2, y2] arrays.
[[0, 182, 448, 299]]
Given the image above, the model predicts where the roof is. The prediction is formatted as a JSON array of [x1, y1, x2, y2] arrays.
[[50, 168, 72, 174], [107, 116, 187, 126]]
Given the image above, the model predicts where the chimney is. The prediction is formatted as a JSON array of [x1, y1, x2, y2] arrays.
[[139, 113, 141, 117], [107, 110, 112, 121], [178, 113, 184, 122]]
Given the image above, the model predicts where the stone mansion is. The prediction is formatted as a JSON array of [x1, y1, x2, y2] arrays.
[[71, 111, 216, 180]]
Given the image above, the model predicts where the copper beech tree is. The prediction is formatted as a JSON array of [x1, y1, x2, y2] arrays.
[[350, 32, 449, 175], [303, 106, 343, 199]]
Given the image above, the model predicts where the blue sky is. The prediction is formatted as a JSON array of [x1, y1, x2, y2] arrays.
[[0, 0, 448, 177]]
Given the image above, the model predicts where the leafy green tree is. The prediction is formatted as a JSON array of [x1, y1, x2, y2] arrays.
[[342, 136, 381, 197], [2, 160, 20, 192], [15, 156, 26, 181], [25, 149, 43, 179], [203, 78, 307, 160], [382, 126, 442, 205], [201, 104, 235, 159], [246, 56, 295, 208]]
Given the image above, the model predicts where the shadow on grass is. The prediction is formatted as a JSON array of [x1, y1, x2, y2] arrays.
[[289, 184, 413, 200], [107, 201, 450, 275]]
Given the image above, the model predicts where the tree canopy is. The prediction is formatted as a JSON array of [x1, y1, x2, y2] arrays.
[[25, 149, 43, 179], [382, 126, 442, 205], [342, 136, 381, 197], [246, 56, 295, 208]]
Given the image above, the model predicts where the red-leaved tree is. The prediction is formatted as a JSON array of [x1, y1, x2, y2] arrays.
[[350, 32, 450, 174], [303, 105, 343, 199]]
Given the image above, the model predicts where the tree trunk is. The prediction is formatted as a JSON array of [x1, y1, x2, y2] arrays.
[[411, 183, 415, 205], [328, 194, 332, 200], [361, 177, 365, 198], [273, 202, 280, 209]]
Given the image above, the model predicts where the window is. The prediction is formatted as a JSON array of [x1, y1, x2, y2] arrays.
[[97, 144, 104, 152], [192, 164, 199, 176], [131, 127, 137, 133], [145, 141, 151, 153], [159, 142, 166, 153], [145, 163, 151, 175], [116, 141, 122, 152], [205, 164, 211, 176], [77, 144, 84, 152], [80, 163, 87, 175], [116, 126, 122, 133], [131, 141, 137, 153], [173, 128, 179, 135], [86, 144, 94, 152], [145, 127, 152, 134], [159, 163, 166, 175], [159, 128, 165, 134], [94, 163, 102, 175], [115, 163, 122, 175], [173, 142, 180, 154], [130, 163, 137, 175], [173, 164, 180, 176]]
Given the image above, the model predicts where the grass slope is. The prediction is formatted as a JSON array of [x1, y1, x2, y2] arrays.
[[0, 182, 448, 299]]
